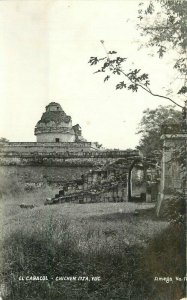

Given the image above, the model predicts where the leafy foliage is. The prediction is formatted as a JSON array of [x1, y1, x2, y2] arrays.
[[0, 137, 9, 143], [94, 142, 103, 148], [137, 0, 187, 95], [116, 81, 126, 89], [165, 193, 186, 225], [136, 105, 182, 157], [178, 86, 187, 94]]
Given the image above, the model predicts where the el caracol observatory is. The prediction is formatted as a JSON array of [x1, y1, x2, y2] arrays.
[[0, 101, 103, 162], [34, 102, 86, 143]]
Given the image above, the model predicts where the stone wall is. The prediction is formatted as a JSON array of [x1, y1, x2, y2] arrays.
[[0, 165, 90, 186], [0, 144, 139, 167], [156, 133, 187, 216], [45, 164, 129, 205], [0, 156, 122, 167], [161, 134, 187, 192], [0, 142, 95, 153], [36, 132, 75, 143], [0, 146, 140, 196]]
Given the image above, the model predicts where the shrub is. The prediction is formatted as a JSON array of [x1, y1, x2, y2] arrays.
[[0, 171, 24, 198]]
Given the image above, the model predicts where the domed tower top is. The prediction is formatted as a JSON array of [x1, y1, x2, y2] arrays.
[[45, 102, 63, 112], [34, 102, 85, 143], [34, 102, 74, 142]]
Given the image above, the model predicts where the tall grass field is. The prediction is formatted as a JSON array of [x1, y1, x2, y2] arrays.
[[0, 173, 185, 299]]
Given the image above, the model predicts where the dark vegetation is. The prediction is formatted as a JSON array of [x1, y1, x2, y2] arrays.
[[0, 217, 185, 300], [136, 105, 182, 157], [38, 111, 71, 125], [0, 178, 185, 300]]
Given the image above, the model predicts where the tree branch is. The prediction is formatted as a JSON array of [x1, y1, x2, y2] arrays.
[[99, 40, 184, 109], [119, 69, 184, 108]]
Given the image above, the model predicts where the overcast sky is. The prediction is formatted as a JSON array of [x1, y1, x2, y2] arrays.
[[0, 0, 184, 149]]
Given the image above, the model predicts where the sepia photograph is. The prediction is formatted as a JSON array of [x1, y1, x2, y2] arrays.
[[0, 0, 186, 299]]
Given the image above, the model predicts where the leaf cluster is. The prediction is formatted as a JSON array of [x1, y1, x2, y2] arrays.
[[88, 44, 183, 108], [88, 52, 150, 94]]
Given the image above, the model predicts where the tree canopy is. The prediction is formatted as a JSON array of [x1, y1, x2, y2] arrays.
[[136, 105, 182, 157], [0, 137, 9, 143], [137, 0, 187, 96]]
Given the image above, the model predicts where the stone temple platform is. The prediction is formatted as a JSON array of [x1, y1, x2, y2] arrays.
[[0, 101, 139, 166]]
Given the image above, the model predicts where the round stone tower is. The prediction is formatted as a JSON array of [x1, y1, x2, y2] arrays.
[[34, 102, 76, 142]]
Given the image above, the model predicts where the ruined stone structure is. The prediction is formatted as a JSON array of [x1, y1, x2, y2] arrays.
[[156, 131, 187, 216], [0, 101, 160, 204], [34, 102, 85, 143], [44, 154, 160, 205], [0, 102, 144, 170], [0, 102, 100, 166], [0, 102, 149, 202], [45, 157, 146, 205], [156, 100, 187, 216]]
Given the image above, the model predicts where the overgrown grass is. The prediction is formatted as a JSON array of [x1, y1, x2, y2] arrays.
[[0, 184, 186, 299]]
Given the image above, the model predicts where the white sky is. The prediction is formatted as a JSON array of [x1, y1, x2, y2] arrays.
[[0, 0, 184, 149]]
